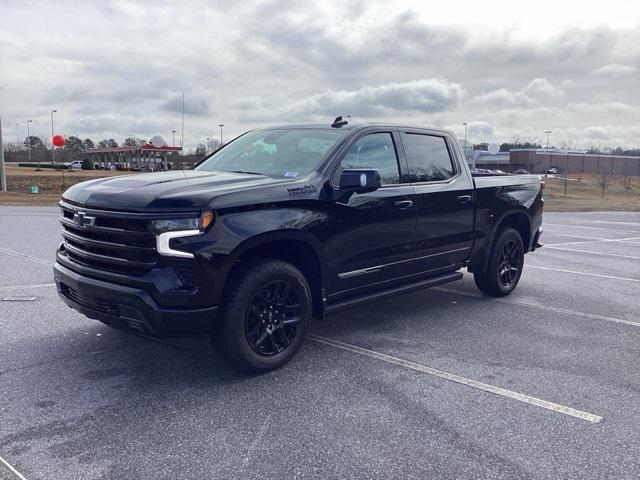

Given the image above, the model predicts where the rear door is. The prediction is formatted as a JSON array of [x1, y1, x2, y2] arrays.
[[398, 129, 475, 273]]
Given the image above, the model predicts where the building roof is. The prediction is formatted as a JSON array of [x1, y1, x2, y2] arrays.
[[88, 144, 182, 153]]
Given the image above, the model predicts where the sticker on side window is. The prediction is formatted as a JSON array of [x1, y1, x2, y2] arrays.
[[284, 171, 299, 178]]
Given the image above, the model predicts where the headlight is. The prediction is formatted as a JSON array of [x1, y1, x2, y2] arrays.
[[151, 211, 214, 234], [154, 211, 214, 258]]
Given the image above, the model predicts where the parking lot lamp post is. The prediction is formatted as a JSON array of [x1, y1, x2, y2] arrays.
[[463, 122, 468, 164], [172, 130, 176, 147], [219, 124, 224, 146], [26, 120, 33, 168], [545, 130, 552, 151]]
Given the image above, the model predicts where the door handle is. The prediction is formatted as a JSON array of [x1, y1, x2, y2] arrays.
[[394, 200, 414, 209], [457, 195, 472, 204]]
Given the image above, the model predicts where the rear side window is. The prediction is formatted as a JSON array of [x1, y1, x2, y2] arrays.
[[338, 133, 400, 185], [402, 134, 455, 182]]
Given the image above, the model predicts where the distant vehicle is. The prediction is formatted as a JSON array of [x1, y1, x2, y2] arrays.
[[68, 160, 83, 169], [54, 120, 544, 372], [546, 167, 559, 174], [514, 169, 530, 174]]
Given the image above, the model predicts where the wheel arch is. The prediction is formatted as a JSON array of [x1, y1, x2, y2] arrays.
[[224, 231, 327, 320]]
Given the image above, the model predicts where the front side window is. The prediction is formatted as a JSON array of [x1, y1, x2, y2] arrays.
[[403, 133, 455, 182], [338, 133, 400, 185], [196, 129, 344, 178]]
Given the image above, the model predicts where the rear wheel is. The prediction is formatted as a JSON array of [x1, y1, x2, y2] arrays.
[[212, 259, 312, 372], [474, 227, 524, 297]]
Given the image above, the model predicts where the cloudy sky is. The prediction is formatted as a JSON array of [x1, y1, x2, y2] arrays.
[[1, 0, 639, 150]]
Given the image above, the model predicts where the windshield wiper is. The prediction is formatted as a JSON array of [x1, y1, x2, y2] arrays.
[[228, 170, 264, 176]]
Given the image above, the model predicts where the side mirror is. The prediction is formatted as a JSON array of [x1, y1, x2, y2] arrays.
[[339, 169, 381, 193]]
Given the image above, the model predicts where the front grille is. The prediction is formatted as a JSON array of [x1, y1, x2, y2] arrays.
[[60, 204, 157, 276], [59, 202, 199, 288]]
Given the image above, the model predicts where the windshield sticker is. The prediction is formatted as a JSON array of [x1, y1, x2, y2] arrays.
[[284, 171, 299, 177]]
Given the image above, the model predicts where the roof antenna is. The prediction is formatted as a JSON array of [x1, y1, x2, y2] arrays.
[[331, 116, 348, 128]]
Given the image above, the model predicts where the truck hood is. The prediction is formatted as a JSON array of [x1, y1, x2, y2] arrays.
[[62, 170, 282, 212]]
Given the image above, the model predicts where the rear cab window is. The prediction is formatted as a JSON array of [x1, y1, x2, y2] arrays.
[[401, 133, 455, 183]]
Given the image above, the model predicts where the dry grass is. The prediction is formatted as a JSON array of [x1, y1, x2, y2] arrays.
[[543, 174, 640, 212]]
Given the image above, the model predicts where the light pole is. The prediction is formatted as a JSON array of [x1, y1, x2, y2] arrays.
[[51, 108, 57, 165], [219, 124, 224, 146], [16, 123, 20, 145], [172, 130, 176, 147], [462, 122, 468, 164], [26, 120, 33, 168], [206, 137, 210, 155], [545, 130, 552, 150]]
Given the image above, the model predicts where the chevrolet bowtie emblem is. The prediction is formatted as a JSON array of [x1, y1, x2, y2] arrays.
[[73, 211, 96, 228]]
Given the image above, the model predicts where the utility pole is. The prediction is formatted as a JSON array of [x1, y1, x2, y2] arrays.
[[0, 115, 6, 192], [172, 130, 176, 147], [219, 124, 224, 146], [16, 123, 19, 144], [181, 92, 185, 156], [545, 130, 552, 150], [51, 108, 57, 166]]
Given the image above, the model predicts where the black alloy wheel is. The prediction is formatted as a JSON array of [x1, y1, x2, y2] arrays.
[[497, 239, 522, 288], [245, 280, 302, 356], [212, 258, 312, 372], [473, 227, 525, 297]]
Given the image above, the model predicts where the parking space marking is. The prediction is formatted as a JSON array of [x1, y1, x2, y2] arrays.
[[0, 283, 55, 290], [434, 287, 640, 328], [592, 220, 640, 227], [544, 236, 640, 247], [308, 334, 603, 423], [526, 265, 640, 283], [542, 245, 640, 260], [0, 247, 52, 266], [544, 223, 640, 234], [0, 455, 28, 480]]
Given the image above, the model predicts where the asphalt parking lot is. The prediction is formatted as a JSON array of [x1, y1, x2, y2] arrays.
[[1, 207, 639, 479]]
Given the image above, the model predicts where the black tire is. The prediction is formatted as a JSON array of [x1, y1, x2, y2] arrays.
[[473, 227, 525, 297], [212, 258, 312, 373]]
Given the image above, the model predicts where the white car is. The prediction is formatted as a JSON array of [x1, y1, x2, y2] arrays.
[[68, 160, 83, 169]]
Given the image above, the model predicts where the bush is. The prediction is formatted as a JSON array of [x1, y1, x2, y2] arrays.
[[17, 162, 69, 169], [81, 158, 94, 170]]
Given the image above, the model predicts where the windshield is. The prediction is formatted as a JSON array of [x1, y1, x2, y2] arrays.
[[196, 129, 344, 178]]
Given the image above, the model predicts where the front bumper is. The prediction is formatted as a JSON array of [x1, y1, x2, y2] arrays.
[[54, 262, 218, 336]]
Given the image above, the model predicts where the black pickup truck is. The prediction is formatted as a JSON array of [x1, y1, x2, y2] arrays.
[[54, 119, 543, 371]]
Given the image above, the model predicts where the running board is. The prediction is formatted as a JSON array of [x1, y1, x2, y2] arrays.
[[325, 271, 463, 315]]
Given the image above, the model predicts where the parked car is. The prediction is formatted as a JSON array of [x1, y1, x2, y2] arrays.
[[54, 119, 544, 372], [68, 160, 83, 169], [546, 167, 559, 174]]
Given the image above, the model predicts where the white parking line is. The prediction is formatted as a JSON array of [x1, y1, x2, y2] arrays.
[[308, 334, 603, 423], [0, 455, 28, 480], [542, 245, 640, 260], [0, 247, 52, 266], [0, 283, 55, 290], [526, 265, 640, 283], [434, 287, 640, 328], [544, 223, 640, 234], [545, 236, 640, 247], [592, 220, 640, 227]]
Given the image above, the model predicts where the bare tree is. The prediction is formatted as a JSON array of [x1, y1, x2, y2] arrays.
[[598, 171, 610, 198]]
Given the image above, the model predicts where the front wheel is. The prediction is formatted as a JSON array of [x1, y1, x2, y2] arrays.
[[473, 227, 524, 297], [212, 259, 312, 372]]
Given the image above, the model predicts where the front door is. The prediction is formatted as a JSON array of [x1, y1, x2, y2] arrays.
[[324, 130, 417, 302]]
